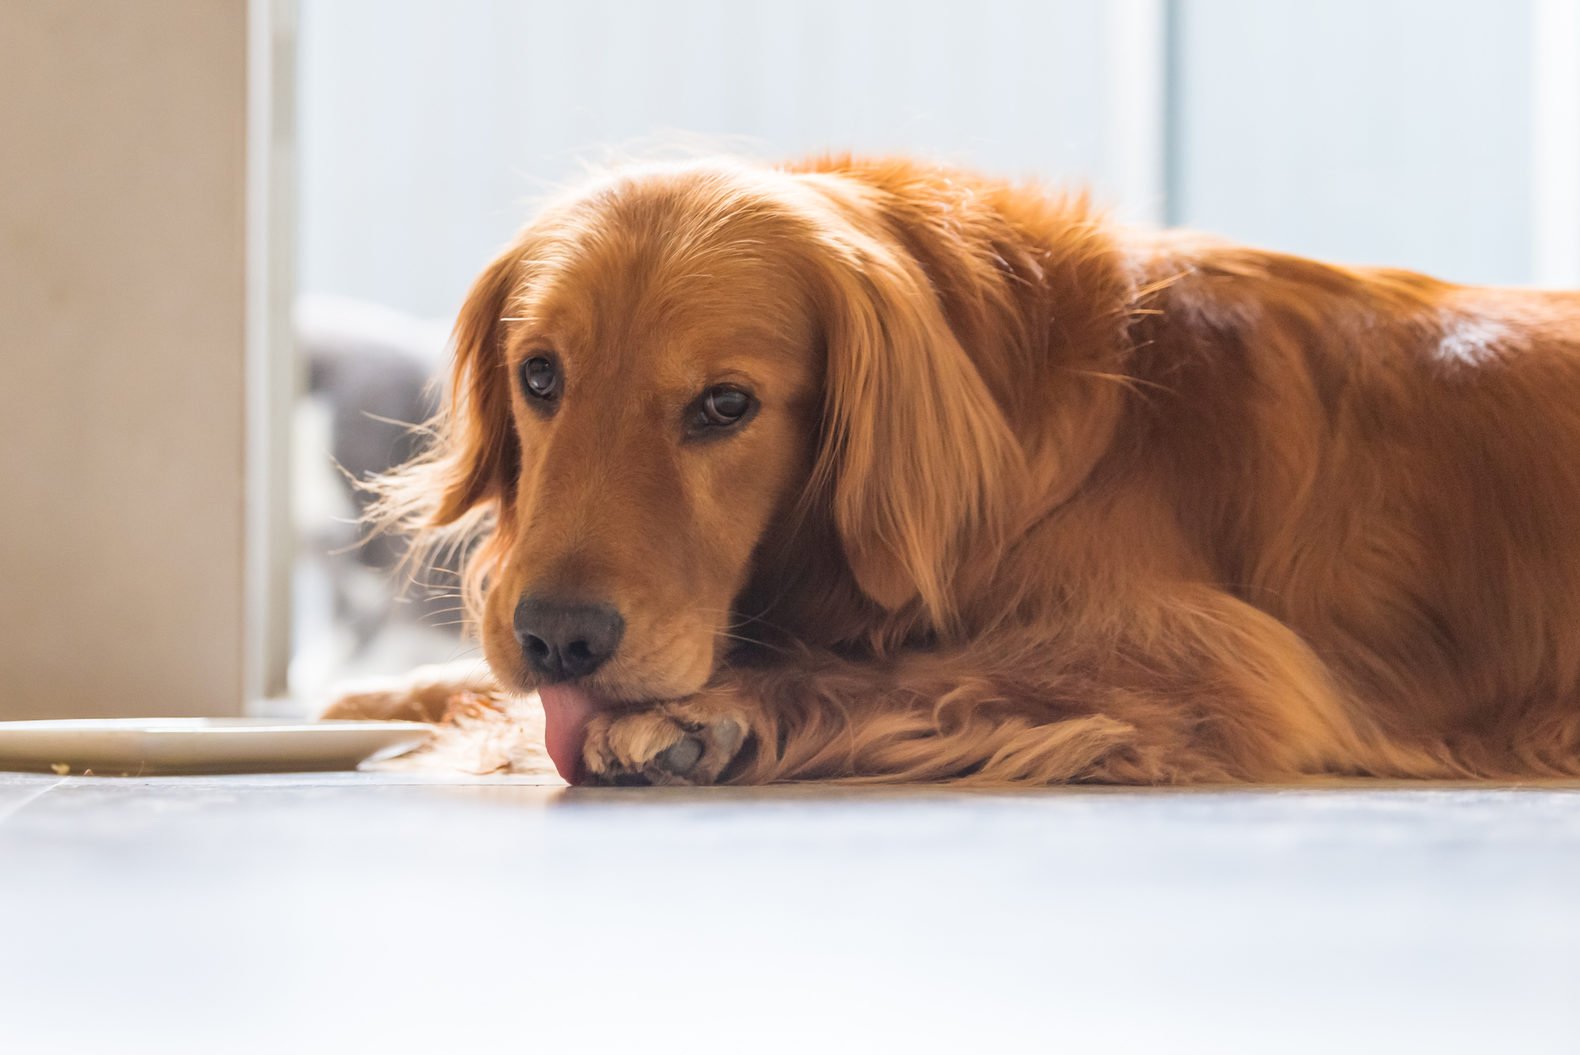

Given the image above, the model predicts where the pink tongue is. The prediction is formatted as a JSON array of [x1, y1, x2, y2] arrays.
[[538, 685, 598, 785]]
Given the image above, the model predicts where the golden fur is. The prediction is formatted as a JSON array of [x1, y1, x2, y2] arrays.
[[330, 154, 1580, 784]]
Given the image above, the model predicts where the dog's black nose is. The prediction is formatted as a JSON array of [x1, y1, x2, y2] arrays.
[[513, 596, 625, 681]]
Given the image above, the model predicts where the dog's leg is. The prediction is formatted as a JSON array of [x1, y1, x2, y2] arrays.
[[319, 659, 504, 722], [582, 654, 1215, 786], [582, 587, 1378, 786]]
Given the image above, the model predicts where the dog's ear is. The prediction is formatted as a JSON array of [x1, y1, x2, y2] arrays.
[[428, 243, 525, 526], [358, 241, 525, 624], [805, 202, 1020, 626]]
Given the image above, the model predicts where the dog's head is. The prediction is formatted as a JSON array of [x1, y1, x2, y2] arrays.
[[385, 159, 1026, 776]]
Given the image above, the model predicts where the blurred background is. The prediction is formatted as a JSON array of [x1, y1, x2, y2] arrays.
[[290, 0, 1580, 708], [7, 1, 1579, 718]]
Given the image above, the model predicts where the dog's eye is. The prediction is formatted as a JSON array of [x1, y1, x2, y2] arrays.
[[687, 385, 756, 436], [519, 355, 561, 403]]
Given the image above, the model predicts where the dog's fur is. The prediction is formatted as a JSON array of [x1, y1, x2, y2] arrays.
[[328, 155, 1580, 784]]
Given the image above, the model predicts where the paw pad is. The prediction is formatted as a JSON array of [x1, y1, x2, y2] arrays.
[[656, 735, 704, 775]]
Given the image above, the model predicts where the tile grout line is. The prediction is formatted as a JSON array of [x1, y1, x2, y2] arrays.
[[0, 778, 67, 827]]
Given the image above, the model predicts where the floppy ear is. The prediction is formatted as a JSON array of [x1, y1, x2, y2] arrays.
[[808, 214, 1020, 626], [428, 243, 525, 526], [356, 243, 525, 625]]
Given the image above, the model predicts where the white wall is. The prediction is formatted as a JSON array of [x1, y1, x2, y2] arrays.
[[301, 0, 1560, 314], [298, 0, 1149, 319], [1172, 0, 1536, 284]]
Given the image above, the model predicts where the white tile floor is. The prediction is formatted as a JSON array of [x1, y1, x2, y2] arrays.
[[1, 770, 1577, 1053]]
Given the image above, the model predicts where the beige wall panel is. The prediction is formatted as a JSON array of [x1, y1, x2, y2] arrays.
[[1, 2, 249, 718]]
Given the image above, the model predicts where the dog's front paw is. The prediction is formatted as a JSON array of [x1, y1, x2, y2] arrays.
[[582, 698, 750, 786]]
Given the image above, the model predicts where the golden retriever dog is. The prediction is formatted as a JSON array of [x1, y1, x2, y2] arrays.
[[326, 154, 1580, 786]]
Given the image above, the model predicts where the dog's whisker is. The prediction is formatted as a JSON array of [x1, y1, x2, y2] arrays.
[[692, 605, 801, 644], [711, 629, 795, 658]]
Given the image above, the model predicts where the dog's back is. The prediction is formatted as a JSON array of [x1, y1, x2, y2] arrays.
[[1123, 236, 1580, 764]]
